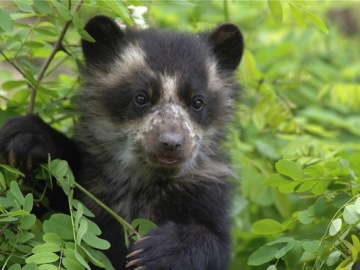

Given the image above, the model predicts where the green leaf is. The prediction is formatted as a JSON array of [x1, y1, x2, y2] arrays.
[[98, 0, 133, 25], [81, 246, 105, 268], [32, 243, 62, 253], [26, 252, 59, 264], [17, 232, 35, 243], [303, 164, 325, 178], [74, 249, 91, 270], [71, 13, 95, 43], [72, 199, 95, 218], [272, 188, 290, 217], [343, 205, 360, 225], [268, 0, 283, 24], [21, 263, 37, 270], [23, 193, 34, 212], [333, 192, 351, 209], [295, 180, 316, 193], [0, 8, 13, 32], [329, 218, 342, 236], [43, 233, 63, 246], [265, 173, 291, 187], [33, 0, 52, 14], [326, 250, 341, 266], [279, 181, 300, 193], [248, 246, 278, 265], [355, 197, 360, 214], [2, 80, 27, 90], [20, 214, 36, 229], [48, 159, 75, 195], [131, 219, 157, 237], [303, 10, 329, 34], [15, 2, 34, 13], [25, 41, 44, 48], [302, 240, 321, 253], [0, 164, 25, 176], [77, 219, 88, 243], [313, 197, 327, 217], [275, 241, 294, 259], [275, 160, 304, 180], [0, 172, 5, 190], [10, 181, 25, 205], [62, 257, 85, 270], [75, 202, 84, 228], [297, 210, 313, 225], [83, 249, 114, 270], [34, 27, 57, 37], [289, 0, 310, 8], [352, 235, 360, 252], [38, 265, 58, 270], [8, 265, 21, 270], [43, 214, 74, 240], [267, 265, 277, 270], [311, 180, 329, 195], [82, 231, 111, 250], [83, 218, 101, 236], [288, 3, 306, 29], [52, 1, 71, 21], [251, 219, 282, 235]]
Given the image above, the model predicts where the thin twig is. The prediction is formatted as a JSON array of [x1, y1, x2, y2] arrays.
[[75, 182, 140, 239], [0, 49, 27, 80]]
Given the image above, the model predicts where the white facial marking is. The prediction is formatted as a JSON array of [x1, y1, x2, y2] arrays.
[[85, 44, 148, 86], [206, 58, 223, 91], [160, 74, 178, 102]]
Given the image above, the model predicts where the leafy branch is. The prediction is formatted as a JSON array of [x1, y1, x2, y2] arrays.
[[29, 0, 84, 114]]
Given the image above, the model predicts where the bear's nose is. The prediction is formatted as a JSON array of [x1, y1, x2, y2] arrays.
[[158, 132, 183, 152]]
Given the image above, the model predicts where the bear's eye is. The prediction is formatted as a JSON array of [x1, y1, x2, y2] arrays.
[[191, 96, 204, 111], [134, 94, 149, 107]]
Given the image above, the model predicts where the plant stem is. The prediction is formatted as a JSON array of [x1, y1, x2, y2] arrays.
[[223, 0, 229, 21], [0, 49, 28, 80], [74, 182, 140, 238]]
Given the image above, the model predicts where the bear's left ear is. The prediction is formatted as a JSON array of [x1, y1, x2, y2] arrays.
[[208, 23, 244, 71], [81, 15, 125, 66]]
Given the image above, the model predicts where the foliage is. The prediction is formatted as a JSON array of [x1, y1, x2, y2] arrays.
[[0, 0, 360, 269], [0, 160, 112, 269]]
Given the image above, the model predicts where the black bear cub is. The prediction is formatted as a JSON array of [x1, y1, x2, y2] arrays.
[[0, 16, 243, 270]]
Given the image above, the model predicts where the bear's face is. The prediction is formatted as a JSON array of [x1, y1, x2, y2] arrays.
[[76, 16, 243, 178]]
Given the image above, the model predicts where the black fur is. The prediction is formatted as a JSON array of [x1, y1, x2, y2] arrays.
[[0, 16, 244, 270]]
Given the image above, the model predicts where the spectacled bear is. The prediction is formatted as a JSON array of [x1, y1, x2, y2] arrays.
[[0, 15, 244, 270]]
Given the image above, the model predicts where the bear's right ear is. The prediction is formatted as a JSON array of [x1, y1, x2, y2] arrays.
[[208, 23, 244, 71], [81, 15, 125, 66]]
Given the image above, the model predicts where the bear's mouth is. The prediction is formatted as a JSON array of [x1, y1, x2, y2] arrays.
[[145, 153, 187, 170], [158, 156, 179, 165]]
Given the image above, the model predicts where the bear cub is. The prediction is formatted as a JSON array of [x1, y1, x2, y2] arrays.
[[0, 15, 244, 270]]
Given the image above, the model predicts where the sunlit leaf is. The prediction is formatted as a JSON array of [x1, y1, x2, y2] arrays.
[[32, 243, 62, 253], [248, 246, 278, 266], [343, 205, 360, 225], [98, 0, 133, 25], [329, 218, 342, 236], [33, 0, 52, 14], [0, 8, 13, 31], [10, 181, 25, 205], [275, 160, 304, 180], [326, 250, 341, 266], [303, 10, 329, 34], [251, 219, 282, 235], [25, 252, 59, 264], [268, 0, 283, 24], [289, 3, 306, 29], [43, 214, 73, 240]]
